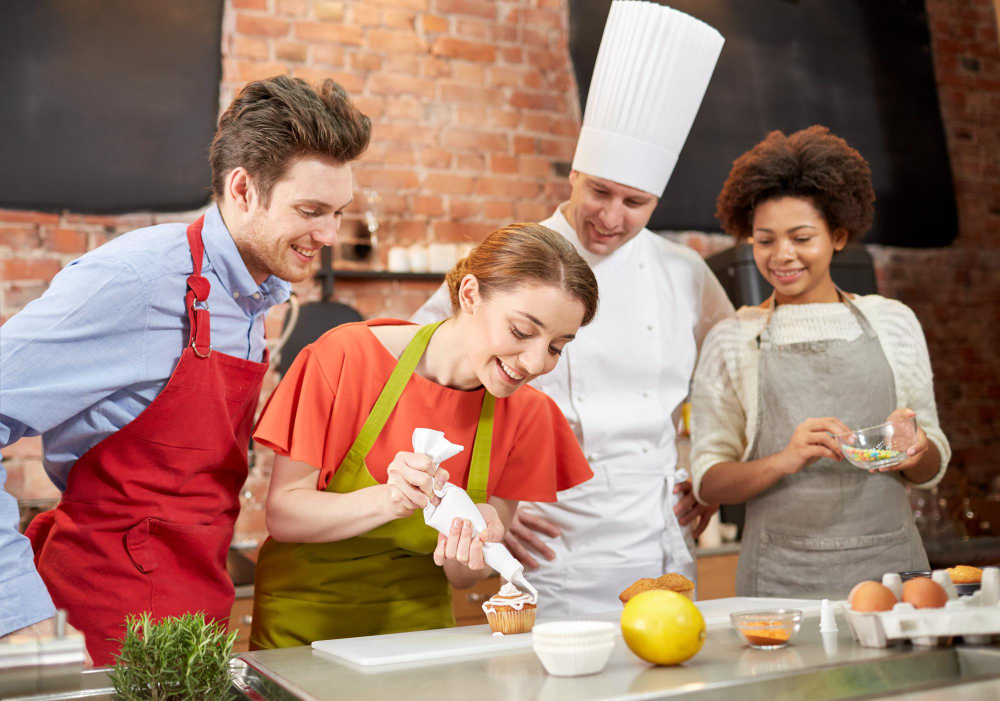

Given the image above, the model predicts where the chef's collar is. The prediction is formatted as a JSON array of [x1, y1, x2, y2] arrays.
[[202, 204, 290, 308]]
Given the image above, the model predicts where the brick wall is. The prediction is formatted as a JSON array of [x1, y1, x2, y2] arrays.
[[1, 0, 997, 547]]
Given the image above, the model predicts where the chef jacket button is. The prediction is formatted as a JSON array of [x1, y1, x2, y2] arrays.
[[647, 323, 655, 331], [576, 394, 585, 402], [588, 452, 599, 461], [639, 261, 646, 270], [253, 292, 261, 300], [233, 291, 241, 299], [643, 390, 650, 398], [642, 446, 649, 453]]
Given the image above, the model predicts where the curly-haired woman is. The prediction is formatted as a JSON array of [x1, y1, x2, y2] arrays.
[[690, 126, 950, 598]]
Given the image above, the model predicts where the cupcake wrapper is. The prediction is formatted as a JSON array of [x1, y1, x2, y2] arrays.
[[486, 607, 536, 634]]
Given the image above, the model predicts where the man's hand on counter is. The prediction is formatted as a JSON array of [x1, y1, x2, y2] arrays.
[[503, 509, 560, 571], [673, 480, 719, 540]]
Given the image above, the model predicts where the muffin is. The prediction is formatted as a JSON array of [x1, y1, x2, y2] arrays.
[[947, 565, 983, 584], [620, 573, 695, 604], [482, 582, 537, 634]]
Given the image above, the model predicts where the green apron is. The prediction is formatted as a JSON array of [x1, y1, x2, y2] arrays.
[[250, 321, 495, 649]]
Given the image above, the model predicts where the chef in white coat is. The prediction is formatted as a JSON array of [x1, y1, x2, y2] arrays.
[[412, 1, 734, 616]]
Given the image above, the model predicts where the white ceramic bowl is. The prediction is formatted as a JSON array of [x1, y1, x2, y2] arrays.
[[533, 639, 615, 677]]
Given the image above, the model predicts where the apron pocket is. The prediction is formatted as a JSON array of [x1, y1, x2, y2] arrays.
[[124, 518, 234, 623], [756, 526, 914, 598]]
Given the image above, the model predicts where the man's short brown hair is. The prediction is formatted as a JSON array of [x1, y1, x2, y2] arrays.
[[210, 76, 371, 207], [715, 125, 875, 242]]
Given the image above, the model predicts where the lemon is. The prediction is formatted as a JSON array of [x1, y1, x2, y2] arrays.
[[621, 590, 706, 665]]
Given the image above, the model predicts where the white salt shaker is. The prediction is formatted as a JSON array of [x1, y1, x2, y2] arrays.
[[819, 598, 838, 633]]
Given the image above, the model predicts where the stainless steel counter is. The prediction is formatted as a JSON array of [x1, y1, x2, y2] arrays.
[[234, 610, 1000, 701], [10, 609, 1000, 700]]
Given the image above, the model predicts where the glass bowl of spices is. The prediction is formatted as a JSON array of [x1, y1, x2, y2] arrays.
[[730, 609, 803, 650], [834, 417, 918, 470]]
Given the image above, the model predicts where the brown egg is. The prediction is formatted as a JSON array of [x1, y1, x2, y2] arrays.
[[901, 577, 948, 609], [848, 581, 897, 612]]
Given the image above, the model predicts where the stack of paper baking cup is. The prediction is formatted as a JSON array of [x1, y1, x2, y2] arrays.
[[531, 621, 617, 677]]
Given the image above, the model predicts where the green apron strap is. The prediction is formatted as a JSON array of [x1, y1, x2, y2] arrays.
[[465, 392, 494, 504], [350, 321, 445, 459]]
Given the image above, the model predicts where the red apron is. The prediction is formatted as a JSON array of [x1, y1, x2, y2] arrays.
[[26, 217, 269, 666]]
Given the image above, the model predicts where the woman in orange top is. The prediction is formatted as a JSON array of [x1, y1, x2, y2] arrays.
[[251, 223, 598, 647]]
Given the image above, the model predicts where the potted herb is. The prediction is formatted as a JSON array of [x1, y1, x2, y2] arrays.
[[110, 612, 237, 700]]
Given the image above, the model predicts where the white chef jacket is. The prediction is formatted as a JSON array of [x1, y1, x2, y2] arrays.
[[411, 204, 734, 616]]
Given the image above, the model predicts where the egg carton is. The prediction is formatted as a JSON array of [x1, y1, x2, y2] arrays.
[[842, 568, 1000, 648]]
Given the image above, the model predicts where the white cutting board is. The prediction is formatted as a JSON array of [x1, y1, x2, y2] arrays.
[[312, 624, 534, 666], [311, 597, 824, 667]]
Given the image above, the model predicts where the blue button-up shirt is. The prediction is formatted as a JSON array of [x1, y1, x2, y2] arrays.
[[0, 204, 289, 636]]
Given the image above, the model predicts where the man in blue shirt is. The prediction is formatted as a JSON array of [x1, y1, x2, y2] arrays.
[[0, 76, 370, 659]]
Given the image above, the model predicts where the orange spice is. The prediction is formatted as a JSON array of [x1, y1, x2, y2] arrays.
[[739, 621, 791, 646]]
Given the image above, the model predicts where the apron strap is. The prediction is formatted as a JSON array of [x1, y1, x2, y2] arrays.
[[835, 286, 879, 340], [349, 321, 445, 458], [465, 392, 494, 504], [184, 217, 212, 359]]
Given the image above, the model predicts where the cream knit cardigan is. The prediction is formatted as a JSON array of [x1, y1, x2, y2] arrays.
[[690, 295, 950, 503]]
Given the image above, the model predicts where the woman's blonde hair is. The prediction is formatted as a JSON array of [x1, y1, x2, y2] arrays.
[[445, 222, 599, 325]]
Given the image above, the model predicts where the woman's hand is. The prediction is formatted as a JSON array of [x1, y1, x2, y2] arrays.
[[432, 503, 504, 571], [773, 417, 851, 475], [384, 452, 449, 519], [873, 408, 928, 473]]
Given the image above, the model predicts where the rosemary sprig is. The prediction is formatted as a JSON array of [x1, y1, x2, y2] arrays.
[[110, 612, 237, 700]]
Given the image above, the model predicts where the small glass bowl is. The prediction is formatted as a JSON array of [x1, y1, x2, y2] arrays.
[[834, 417, 918, 470], [731, 609, 802, 650]]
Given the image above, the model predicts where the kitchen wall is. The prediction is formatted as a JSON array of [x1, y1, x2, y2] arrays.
[[1, 0, 997, 547]]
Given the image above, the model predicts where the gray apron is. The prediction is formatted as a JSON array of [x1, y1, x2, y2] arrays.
[[735, 291, 928, 599]]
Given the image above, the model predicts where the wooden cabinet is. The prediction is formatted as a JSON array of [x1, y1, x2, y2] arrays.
[[696, 552, 739, 600], [227, 595, 254, 653], [452, 575, 501, 626]]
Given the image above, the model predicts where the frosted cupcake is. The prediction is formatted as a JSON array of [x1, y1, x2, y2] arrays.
[[482, 582, 537, 634]]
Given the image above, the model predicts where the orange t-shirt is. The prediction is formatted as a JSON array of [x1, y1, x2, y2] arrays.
[[253, 320, 593, 501]]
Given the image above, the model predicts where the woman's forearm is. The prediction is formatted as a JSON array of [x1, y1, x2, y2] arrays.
[[698, 455, 787, 504], [266, 459, 397, 543]]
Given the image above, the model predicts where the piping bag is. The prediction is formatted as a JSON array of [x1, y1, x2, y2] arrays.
[[414, 428, 538, 602]]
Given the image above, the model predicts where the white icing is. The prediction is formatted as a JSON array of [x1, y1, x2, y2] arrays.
[[481, 583, 537, 614]]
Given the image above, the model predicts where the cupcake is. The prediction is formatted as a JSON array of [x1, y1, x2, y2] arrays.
[[947, 565, 983, 584], [482, 582, 537, 634], [619, 572, 695, 604]]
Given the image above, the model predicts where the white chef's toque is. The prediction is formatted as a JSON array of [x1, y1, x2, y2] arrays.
[[572, 0, 724, 197]]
